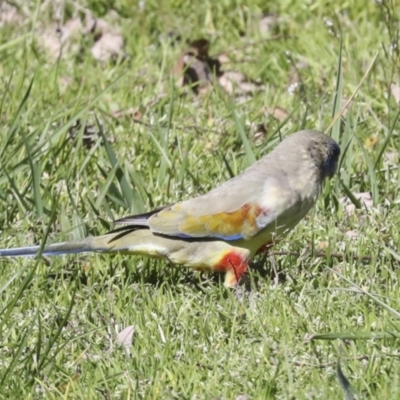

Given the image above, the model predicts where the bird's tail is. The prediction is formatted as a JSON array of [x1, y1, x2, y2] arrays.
[[0, 235, 109, 257], [0, 227, 166, 258], [0, 228, 250, 286]]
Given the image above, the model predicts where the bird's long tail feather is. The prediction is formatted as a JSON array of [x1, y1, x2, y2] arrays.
[[0, 228, 250, 287], [0, 228, 172, 258], [0, 227, 140, 257], [0, 237, 95, 257]]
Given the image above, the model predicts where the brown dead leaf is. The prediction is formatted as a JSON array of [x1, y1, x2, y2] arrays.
[[112, 107, 143, 121], [62, 18, 83, 39], [173, 39, 218, 95], [217, 52, 231, 65], [259, 14, 278, 36], [91, 32, 124, 62], [0, 3, 23, 26], [39, 13, 125, 62], [40, 27, 63, 59], [267, 106, 289, 121], [390, 83, 400, 105], [84, 11, 120, 36], [40, 18, 82, 59], [345, 230, 359, 239], [85, 14, 108, 36], [317, 241, 329, 250], [218, 71, 254, 94], [83, 13, 125, 62], [174, 38, 261, 97]]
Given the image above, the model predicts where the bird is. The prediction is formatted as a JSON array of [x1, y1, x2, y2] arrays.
[[0, 130, 340, 287]]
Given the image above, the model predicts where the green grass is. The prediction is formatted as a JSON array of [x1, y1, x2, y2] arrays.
[[1, 0, 400, 398]]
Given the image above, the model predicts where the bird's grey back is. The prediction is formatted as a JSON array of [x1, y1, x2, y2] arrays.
[[180, 130, 329, 215]]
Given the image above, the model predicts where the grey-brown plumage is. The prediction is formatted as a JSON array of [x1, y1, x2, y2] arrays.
[[0, 130, 340, 286]]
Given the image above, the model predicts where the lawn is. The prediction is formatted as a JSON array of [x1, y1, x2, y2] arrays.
[[0, 0, 400, 398]]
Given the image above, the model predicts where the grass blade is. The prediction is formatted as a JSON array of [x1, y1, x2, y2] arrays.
[[325, 51, 379, 133], [337, 359, 358, 400], [326, 266, 400, 320], [311, 331, 398, 340], [97, 116, 135, 210], [231, 108, 256, 165], [329, 38, 343, 144], [353, 134, 379, 204]]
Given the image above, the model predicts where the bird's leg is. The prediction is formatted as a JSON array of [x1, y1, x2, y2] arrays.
[[255, 241, 274, 256]]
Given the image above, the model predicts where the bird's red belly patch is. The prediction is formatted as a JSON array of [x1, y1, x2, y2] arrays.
[[213, 250, 248, 285], [214, 251, 245, 271]]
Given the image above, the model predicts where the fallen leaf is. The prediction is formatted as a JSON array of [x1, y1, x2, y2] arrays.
[[267, 106, 289, 121], [40, 26, 63, 58], [317, 241, 329, 250], [0, 3, 23, 26], [217, 52, 231, 65], [83, 13, 125, 62], [218, 71, 258, 94], [259, 14, 278, 36], [112, 107, 143, 121], [85, 14, 108, 37], [345, 230, 359, 239], [62, 18, 83, 40], [91, 32, 125, 62], [173, 39, 217, 95], [40, 18, 82, 59], [173, 38, 261, 97], [391, 83, 400, 105], [117, 325, 135, 348]]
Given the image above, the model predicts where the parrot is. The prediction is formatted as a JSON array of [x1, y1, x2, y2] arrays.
[[0, 130, 340, 287]]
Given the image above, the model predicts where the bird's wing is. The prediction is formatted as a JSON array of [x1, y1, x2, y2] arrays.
[[115, 174, 293, 241]]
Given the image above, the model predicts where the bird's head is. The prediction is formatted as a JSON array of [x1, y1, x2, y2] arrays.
[[283, 130, 341, 180], [322, 139, 341, 178]]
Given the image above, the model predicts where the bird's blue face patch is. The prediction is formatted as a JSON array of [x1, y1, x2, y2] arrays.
[[325, 142, 341, 178]]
